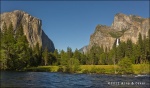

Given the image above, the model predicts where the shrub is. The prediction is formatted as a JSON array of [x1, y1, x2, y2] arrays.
[[90, 66, 97, 73], [118, 57, 133, 74], [82, 69, 90, 74], [65, 58, 80, 73], [58, 66, 64, 72], [96, 68, 105, 74], [90, 66, 106, 74], [139, 63, 150, 74]]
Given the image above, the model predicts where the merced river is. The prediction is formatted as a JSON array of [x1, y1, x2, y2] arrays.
[[1, 71, 150, 88]]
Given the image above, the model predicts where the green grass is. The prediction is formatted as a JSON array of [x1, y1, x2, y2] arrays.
[[25, 66, 59, 72], [25, 64, 150, 74], [80, 65, 117, 74], [132, 64, 150, 74]]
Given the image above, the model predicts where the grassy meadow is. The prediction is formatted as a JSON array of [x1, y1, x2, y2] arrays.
[[24, 64, 150, 75]]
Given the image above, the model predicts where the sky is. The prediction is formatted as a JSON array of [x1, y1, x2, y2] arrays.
[[1, 1, 149, 51]]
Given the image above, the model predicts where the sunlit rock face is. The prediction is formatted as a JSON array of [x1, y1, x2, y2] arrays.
[[88, 25, 115, 51], [0, 10, 55, 52], [88, 13, 149, 51], [112, 13, 149, 44]]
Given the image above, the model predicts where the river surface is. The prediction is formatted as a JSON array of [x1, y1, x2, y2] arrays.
[[0, 71, 150, 88]]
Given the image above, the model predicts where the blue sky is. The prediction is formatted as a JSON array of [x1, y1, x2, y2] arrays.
[[1, 1, 149, 51]]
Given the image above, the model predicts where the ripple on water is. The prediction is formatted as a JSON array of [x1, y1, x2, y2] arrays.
[[1, 71, 150, 88]]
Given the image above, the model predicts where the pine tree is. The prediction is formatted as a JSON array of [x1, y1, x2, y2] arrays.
[[14, 23, 30, 70], [1, 22, 16, 70], [117, 42, 126, 60], [0, 22, 8, 69], [89, 45, 97, 65], [107, 49, 114, 65], [125, 39, 133, 58], [53, 49, 59, 65], [60, 49, 68, 66], [133, 44, 141, 64], [138, 33, 144, 63], [32, 43, 42, 66], [67, 47, 73, 59], [73, 48, 81, 62], [54, 49, 59, 59], [80, 53, 87, 65], [16, 23, 24, 40], [60, 49, 65, 59]]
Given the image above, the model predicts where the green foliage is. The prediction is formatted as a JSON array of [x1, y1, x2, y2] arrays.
[[15, 30, 30, 70], [82, 69, 90, 74], [65, 58, 80, 73], [90, 66, 106, 74], [53, 49, 59, 64], [90, 66, 97, 73], [138, 33, 145, 59], [67, 47, 73, 59], [89, 45, 104, 65], [16, 23, 24, 39], [139, 63, 150, 74], [0, 22, 149, 73], [49, 52, 57, 65], [32, 43, 42, 66], [109, 32, 122, 38], [117, 42, 126, 60], [0, 23, 31, 70], [58, 66, 65, 72], [125, 39, 133, 58], [59, 50, 68, 66], [118, 57, 133, 74], [1, 23, 15, 70], [109, 29, 127, 38], [107, 49, 114, 65], [58, 56, 80, 73], [73, 49, 81, 62], [99, 53, 106, 65], [80, 53, 87, 65]]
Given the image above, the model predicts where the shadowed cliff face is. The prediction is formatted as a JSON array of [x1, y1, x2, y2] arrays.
[[0, 10, 55, 52], [42, 30, 55, 52], [88, 13, 149, 51]]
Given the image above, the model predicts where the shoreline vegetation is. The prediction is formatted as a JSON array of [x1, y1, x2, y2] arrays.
[[23, 64, 150, 75]]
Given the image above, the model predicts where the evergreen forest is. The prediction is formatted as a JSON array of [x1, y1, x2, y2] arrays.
[[0, 22, 150, 72]]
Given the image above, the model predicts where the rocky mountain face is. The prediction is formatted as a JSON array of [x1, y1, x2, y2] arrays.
[[79, 45, 88, 54], [0, 10, 55, 52], [88, 13, 149, 51]]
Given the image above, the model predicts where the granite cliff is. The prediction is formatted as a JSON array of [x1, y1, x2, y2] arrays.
[[79, 45, 88, 54], [88, 13, 149, 51], [0, 10, 55, 52]]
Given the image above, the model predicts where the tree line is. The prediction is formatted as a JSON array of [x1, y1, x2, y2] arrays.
[[86, 30, 150, 65], [0, 22, 150, 71]]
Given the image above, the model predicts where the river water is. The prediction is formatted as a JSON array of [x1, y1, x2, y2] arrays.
[[0, 71, 150, 88]]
